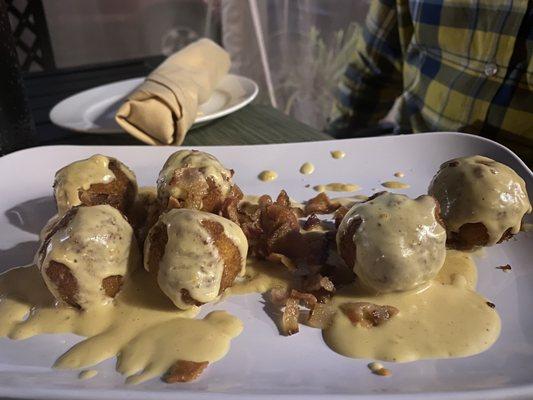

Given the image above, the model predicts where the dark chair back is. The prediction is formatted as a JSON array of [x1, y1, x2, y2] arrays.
[[0, 0, 37, 155], [6, 0, 55, 71]]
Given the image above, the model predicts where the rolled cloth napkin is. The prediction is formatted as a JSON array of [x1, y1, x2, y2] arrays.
[[115, 38, 231, 145]]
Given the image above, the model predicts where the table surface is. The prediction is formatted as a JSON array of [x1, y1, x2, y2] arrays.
[[23, 56, 332, 147]]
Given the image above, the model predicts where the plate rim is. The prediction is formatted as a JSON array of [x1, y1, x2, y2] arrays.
[[48, 74, 259, 134], [5, 132, 531, 179]]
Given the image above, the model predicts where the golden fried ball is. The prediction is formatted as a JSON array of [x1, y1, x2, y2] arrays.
[[144, 208, 248, 309], [37, 205, 140, 309], [337, 192, 446, 292]]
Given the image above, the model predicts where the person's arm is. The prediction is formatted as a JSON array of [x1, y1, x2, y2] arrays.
[[328, 0, 405, 137]]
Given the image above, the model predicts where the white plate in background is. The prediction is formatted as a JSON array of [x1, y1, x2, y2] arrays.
[[0, 133, 532, 399], [49, 74, 259, 134]]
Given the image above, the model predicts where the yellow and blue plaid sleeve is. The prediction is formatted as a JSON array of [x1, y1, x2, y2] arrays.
[[328, 0, 406, 137]]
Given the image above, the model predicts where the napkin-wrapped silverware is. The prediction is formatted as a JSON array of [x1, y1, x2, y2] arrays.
[[116, 38, 230, 145]]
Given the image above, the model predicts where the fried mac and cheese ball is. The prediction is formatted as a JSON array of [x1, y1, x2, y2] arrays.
[[429, 156, 531, 249], [37, 205, 140, 309], [337, 192, 446, 293], [157, 150, 242, 213], [54, 154, 137, 217], [144, 208, 248, 309]]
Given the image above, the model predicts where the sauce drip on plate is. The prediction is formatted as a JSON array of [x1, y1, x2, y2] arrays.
[[258, 170, 278, 181]]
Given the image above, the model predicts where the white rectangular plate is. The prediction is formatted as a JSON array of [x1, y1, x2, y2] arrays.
[[0, 132, 532, 400]]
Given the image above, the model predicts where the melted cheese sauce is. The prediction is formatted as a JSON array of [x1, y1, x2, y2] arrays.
[[38, 205, 139, 308], [229, 258, 292, 295], [323, 251, 500, 362], [0, 247, 501, 381], [337, 193, 446, 292], [299, 162, 315, 175], [381, 181, 410, 189], [258, 170, 278, 181], [145, 209, 248, 309], [429, 155, 531, 245], [157, 150, 234, 203], [313, 183, 360, 193], [330, 150, 346, 159], [0, 265, 242, 384], [54, 155, 136, 216], [78, 370, 98, 380]]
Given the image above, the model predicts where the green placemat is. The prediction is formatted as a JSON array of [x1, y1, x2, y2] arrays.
[[40, 105, 332, 147], [183, 105, 331, 145]]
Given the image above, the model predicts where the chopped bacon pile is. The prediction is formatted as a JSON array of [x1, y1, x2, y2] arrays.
[[304, 192, 341, 216], [302, 273, 336, 303], [163, 360, 209, 383], [271, 272, 337, 335], [282, 296, 301, 335], [340, 302, 399, 328], [226, 190, 328, 265]]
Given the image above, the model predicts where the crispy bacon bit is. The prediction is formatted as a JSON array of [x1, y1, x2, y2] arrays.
[[234, 190, 330, 265], [374, 368, 392, 377], [304, 192, 341, 215], [367, 361, 392, 377], [290, 289, 317, 309], [307, 303, 336, 329], [267, 253, 297, 271], [163, 360, 209, 383], [334, 206, 349, 228], [282, 297, 300, 335], [259, 193, 307, 259], [221, 196, 240, 224], [303, 231, 330, 266], [276, 190, 291, 207], [302, 274, 335, 303], [303, 274, 335, 293], [495, 264, 512, 272], [368, 362, 392, 377], [258, 194, 272, 207], [486, 301, 496, 308], [340, 302, 399, 328], [303, 213, 321, 230]]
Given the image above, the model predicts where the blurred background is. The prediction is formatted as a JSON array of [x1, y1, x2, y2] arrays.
[[7, 0, 370, 133]]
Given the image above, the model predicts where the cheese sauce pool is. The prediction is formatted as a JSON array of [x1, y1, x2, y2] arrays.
[[232, 251, 500, 362], [0, 248, 501, 381], [0, 266, 242, 384], [323, 250, 500, 362]]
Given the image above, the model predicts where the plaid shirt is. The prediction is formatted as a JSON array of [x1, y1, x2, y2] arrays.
[[330, 0, 533, 162]]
